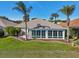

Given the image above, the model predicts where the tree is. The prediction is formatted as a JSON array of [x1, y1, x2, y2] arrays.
[[5, 26, 21, 36], [0, 29, 4, 37], [50, 13, 59, 24], [5, 26, 16, 36], [15, 27, 21, 36], [13, 1, 32, 40], [60, 5, 75, 42], [49, 16, 53, 22]]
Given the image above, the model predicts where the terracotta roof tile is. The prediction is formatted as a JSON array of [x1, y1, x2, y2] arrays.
[[59, 18, 79, 28]]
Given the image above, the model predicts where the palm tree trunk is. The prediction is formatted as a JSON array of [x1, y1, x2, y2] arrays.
[[67, 25, 70, 42], [67, 16, 70, 42], [23, 16, 28, 40], [25, 22, 28, 40], [54, 17, 56, 24]]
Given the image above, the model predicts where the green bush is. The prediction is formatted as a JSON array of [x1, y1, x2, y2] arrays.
[[74, 40, 79, 45], [0, 29, 4, 37], [15, 27, 21, 36], [69, 27, 77, 39], [5, 26, 21, 36], [5, 26, 15, 36]]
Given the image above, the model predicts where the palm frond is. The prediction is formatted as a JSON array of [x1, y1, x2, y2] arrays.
[[13, 7, 23, 13], [14, 1, 26, 14], [26, 6, 32, 13], [51, 13, 59, 18], [60, 5, 75, 16]]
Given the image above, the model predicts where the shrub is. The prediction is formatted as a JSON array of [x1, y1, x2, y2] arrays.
[[0, 29, 4, 37], [5, 26, 15, 36], [5, 26, 21, 36], [15, 27, 21, 36], [74, 40, 79, 45], [69, 27, 77, 39]]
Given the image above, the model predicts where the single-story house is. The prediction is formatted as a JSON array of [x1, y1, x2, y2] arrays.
[[17, 18, 67, 39]]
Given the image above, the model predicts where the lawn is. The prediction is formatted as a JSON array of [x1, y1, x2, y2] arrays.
[[0, 37, 79, 58]]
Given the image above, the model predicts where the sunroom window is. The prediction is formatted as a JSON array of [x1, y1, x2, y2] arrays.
[[41, 30, 45, 38], [48, 30, 52, 38], [32, 30, 36, 38], [53, 30, 57, 38], [58, 31, 63, 38], [37, 30, 40, 38]]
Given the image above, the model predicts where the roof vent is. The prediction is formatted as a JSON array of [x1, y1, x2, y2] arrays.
[[37, 24, 41, 27]]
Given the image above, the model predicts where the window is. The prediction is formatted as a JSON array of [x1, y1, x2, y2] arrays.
[[48, 30, 52, 38], [37, 30, 40, 38], [53, 31, 57, 38], [42, 30, 45, 38], [32, 30, 41, 38], [32, 30, 46, 38], [32, 30, 36, 38], [59, 31, 63, 38]]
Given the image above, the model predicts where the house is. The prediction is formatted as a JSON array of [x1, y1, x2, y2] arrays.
[[0, 16, 18, 36], [59, 18, 79, 27], [59, 18, 79, 38], [0, 16, 17, 27], [0, 17, 67, 40], [17, 18, 67, 39]]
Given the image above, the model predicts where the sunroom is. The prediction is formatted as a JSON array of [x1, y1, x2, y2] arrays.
[[31, 30, 65, 39], [29, 24, 66, 39]]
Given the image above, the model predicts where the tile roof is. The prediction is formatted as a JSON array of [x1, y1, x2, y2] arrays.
[[17, 18, 66, 30], [59, 18, 79, 28], [0, 18, 18, 27]]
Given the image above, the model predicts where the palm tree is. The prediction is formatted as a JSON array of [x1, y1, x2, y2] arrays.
[[60, 5, 75, 42], [13, 1, 32, 40], [49, 16, 53, 22], [51, 13, 59, 24]]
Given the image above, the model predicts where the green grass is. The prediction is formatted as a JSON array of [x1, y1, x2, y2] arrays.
[[0, 36, 79, 58]]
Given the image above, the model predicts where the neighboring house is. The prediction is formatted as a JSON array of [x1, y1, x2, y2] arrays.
[[17, 18, 66, 39], [59, 18, 79, 38], [0, 17, 17, 27], [59, 18, 79, 27], [0, 17, 18, 35]]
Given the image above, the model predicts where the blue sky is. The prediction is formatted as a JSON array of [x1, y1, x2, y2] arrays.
[[0, 1, 79, 21]]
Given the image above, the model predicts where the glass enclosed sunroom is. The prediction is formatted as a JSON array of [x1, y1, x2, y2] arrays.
[[29, 29, 65, 39]]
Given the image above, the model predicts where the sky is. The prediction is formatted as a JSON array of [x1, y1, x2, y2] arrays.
[[0, 1, 79, 21]]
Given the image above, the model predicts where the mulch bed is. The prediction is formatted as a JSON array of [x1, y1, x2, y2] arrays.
[[14, 36, 71, 44], [33, 39, 71, 44]]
